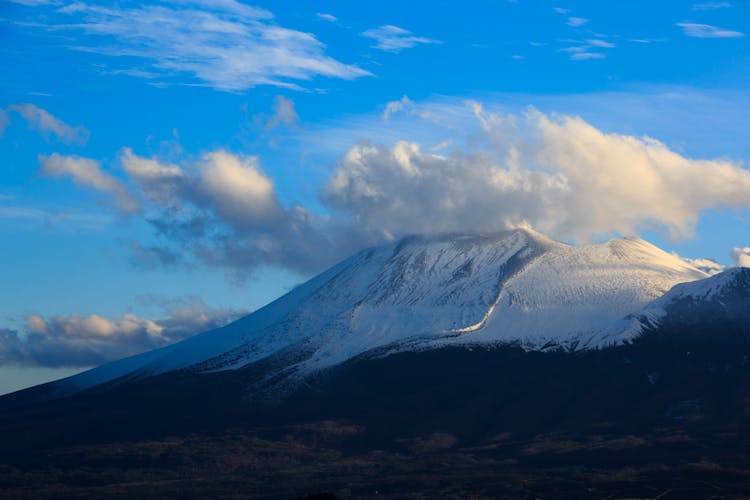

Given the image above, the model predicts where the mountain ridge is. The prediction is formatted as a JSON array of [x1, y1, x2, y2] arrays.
[[11, 227, 721, 402]]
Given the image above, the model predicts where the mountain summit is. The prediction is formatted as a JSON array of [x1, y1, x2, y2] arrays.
[[42, 228, 711, 399]]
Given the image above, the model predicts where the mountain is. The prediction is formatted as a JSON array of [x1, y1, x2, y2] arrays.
[[3, 230, 750, 498], [30, 227, 710, 400]]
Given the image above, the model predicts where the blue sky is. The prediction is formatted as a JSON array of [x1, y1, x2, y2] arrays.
[[1, 0, 749, 394]]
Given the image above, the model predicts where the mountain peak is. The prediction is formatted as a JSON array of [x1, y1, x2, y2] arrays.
[[43, 228, 714, 399]]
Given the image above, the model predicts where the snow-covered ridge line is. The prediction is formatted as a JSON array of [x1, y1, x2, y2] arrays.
[[53, 228, 710, 396]]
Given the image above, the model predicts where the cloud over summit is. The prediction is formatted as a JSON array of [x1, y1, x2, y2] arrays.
[[40, 97, 750, 280], [325, 104, 750, 243]]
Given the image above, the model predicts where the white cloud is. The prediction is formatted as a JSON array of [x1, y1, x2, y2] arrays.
[[383, 95, 415, 121], [46, 95, 750, 281], [39, 154, 140, 213], [21, 1, 370, 91], [0, 298, 246, 367], [567, 17, 588, 27], [570, 52, 605, 60], [120, 147, 186, 205], [587, 39, 615, 48], [316, 12, 337, 22], [559, 38, 614, 60], [731, 247, 750, 267], [677, 22, 744, 38], [381, 95, 437, 122], [8, 103, 89, 144], [323, 104, 750, 243], [676, 255, 725, 275], [554, 7, 570, 14], [362, 25, 441, 53], [197, 151, 283, 230], [692, 2, 731, 11]]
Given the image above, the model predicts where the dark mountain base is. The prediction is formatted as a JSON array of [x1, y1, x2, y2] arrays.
[[2, 323, 750, 498]]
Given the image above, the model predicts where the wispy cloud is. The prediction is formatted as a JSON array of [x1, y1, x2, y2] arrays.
[[677, 22, 744, 38], [316, 12, 337, 22], [676, 255, 725, 275], [16, 1, 370, 91], [691, 2, 731, 11], [263, 96, 299, 130], [630, 38, 666, 44], [567, 17, 588, 27], [559, 39, 614, 60], [381, 95, 437, 121], [569, 51, 605, 60], [383, 95, 415, 121], [0, 204, 110, 229], [39, 154, 140, 214], [362, 25, 441, 53], [7, 103, 89, 144], [553, 7, 570, 14]]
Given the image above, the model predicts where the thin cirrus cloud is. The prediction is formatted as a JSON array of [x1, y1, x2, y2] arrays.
[[677, 22, 744, 38], [15, 1, 370, 91], [567, 17, 588, 27], [362, 25, 441, 53], [316, 12, 338, 22], [559, 39, 615, 61], [0, 297, 246, 368], [691, 2, 732, 10], [5, 103, 89, 145]]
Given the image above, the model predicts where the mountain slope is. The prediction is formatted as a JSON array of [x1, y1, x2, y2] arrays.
[[34, 228, 710, 400]]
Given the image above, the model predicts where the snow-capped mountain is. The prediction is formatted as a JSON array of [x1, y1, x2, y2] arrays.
[[54, 228, 711, 397]]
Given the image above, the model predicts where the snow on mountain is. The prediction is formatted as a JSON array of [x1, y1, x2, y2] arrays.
[[59, 228, 709, 395], [613, 266, 750, 341]]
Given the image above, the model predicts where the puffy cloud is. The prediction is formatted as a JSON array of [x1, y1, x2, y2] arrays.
[[8, 103, 89, 144], [324, 106, 750, 242], [120, 147, 186, 205], [677, 23, 744, 38], [18, 1, 369, 91], [48, 98, 750, 282], [39, 154, 140, 213], [196, 151, 283, 230], [731, 247, 750, 267], [119, 149, 357, 277], [362, 25, 441, 53], [0, 298, 247, 368]]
